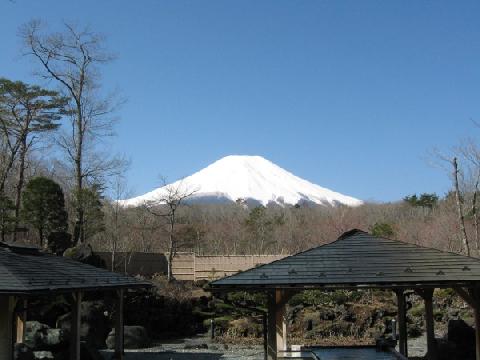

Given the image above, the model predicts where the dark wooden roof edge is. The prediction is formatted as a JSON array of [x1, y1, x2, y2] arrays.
[[0, 282, 152, 296], [209, 229, 371, 287], [209, 279, 480, 292], [209, 229, 480, 290], [208, 232, 340, 287]]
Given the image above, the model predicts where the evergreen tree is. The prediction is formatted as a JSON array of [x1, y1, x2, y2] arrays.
[[370, 222, 395, 238], [21, 177, 68, 248], [72, 185, 105, 242], [0, 78, 67, 240], [0, 194, 15, 241]]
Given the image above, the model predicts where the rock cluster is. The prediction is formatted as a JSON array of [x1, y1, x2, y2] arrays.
[[15, 301, 150, 359]]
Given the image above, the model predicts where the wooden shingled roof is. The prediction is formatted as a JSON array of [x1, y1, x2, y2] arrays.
[[0, 242, 150, 295], [210, 229, 480, 291]]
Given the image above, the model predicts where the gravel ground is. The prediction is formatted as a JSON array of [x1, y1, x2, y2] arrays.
[[100, 336, 264, 360], [100, 334, 429, 360]]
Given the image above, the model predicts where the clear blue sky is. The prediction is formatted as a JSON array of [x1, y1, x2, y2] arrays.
[[1, 0, 479, 202]]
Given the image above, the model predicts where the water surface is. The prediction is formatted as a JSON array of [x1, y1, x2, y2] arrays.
[[313, 347, 396, 360]]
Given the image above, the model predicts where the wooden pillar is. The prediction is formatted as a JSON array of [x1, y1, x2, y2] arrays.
[[474, 306, 480, 360], [16, 298, 27, 343], [417, 289, 436, 360], [395, 289, 408, 357], [263, 313, 268, 360], [114, 289, 125, 360], [266, 289, 289, 360], [0, 296, 15, 360], [267, 291, 277, 360], [454, 287, 480, 360], [275, 290, 287, 353], [70, 291, 82, 360]]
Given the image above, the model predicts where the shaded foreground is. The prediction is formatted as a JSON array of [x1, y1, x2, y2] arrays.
[[99, 336, 428, 359]]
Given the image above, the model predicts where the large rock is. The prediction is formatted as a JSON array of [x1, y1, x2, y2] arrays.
[[32, 352, 54, 360], [54, 342, 103, 360], [56, 301, 110, 349], [14, 343, 34, 360], [447, 319, 476, 359], [24, 321, 68, 351], [106, 326, 150, 349], [63, 243, 105, 268]]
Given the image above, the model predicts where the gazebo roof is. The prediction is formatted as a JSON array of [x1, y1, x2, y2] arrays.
[[0, 242, 150, 295], [210, 229, 480, 291]]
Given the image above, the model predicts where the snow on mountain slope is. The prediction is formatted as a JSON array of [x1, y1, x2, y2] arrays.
[[119, 155, 363, 207]]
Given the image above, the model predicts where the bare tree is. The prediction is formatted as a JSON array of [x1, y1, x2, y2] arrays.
[[452, 157, 471, 256], [472, 174, 480, 252], [20, 20, 124, 245], [144, 178, 198, 282]]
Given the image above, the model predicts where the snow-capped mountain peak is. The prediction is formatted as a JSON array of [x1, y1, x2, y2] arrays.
[[119, 155, 363, 207]]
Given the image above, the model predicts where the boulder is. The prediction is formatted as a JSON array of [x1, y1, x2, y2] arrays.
[[54, 342, 103, 360], [25, 321, 68, 351], [33, 352, 54, 360], [63, 243, 105, 268], [14, 343, 34, 360], [106, 326, 150, 349], [184, 341, 208, 350], [447, 320, 475, 359], [56, 301, 110, 349]]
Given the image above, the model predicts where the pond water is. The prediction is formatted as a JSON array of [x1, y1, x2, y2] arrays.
[[312, 347, 397, 360]]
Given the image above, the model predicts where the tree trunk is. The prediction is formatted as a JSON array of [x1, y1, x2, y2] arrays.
[[167, 211, 175, 282], [473, 177, 480, 254], [39, 227, 43, 249], [13, 139, 28, 242], [73, 100, 84, 245], [453, 157, 471, 256], [111, 244, 116, 272]]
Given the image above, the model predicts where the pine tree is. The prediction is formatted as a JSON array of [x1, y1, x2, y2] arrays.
[[21, 177, 68, 248], [71, 185, 105, 242], [0, 78, 67, 240]]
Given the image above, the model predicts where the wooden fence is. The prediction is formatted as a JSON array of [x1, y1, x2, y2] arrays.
[[97, 252, 286, 281]]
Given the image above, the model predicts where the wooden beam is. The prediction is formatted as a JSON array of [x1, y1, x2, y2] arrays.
[[454, 287, 476, 308], [395, 289, 408, 357], [114, 289, 125, 360], [15, 299, 27, 343], [70, 292, 82, 360]]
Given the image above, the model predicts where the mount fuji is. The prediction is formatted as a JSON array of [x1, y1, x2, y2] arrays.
[[119, 155, 363, 207]]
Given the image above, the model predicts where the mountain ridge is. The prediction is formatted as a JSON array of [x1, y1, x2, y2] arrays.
[[119, 155, 363, 207]]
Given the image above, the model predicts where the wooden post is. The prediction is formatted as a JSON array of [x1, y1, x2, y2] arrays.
[[417, 289, 436, 360], [475, 306, 480, 360], [114, 289, 125, 360], [0, 296, 15, 360], [454, 287, 480, 360], [395, 289, 408, 357], [263, 313, 268, 360], [275, 290, 287, 353], [267, 291, 277, 360], [16, 299, 27, 343], [266, 289, 290, 359], [70, 291, 82, 360]]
